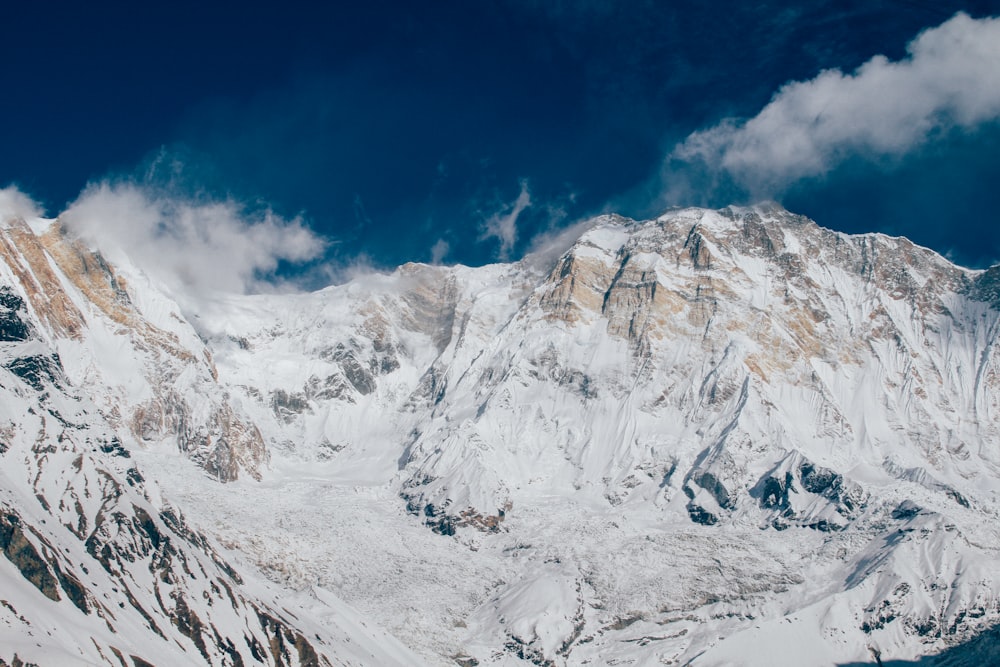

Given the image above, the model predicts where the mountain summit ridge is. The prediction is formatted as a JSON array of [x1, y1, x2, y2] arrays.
[[2, 203, 1000, 665]]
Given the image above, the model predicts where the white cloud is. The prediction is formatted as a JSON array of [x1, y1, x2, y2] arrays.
[[480, 181, 532, 260], [0, 185, 44, 224], [60, 182, 325, 298], [672, 12, 1000, 194]]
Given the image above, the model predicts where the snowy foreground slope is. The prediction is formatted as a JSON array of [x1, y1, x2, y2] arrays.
[[4, 203, 1000, 665]]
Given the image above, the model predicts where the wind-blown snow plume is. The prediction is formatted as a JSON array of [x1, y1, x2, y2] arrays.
[[61, 181, 325, 297], [670, 12, 1000, 195], [0, 185, 43, 223], [523, 214, 599, 272]]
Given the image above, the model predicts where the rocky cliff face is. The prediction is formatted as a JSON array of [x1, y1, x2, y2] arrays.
[[4, 204, 1000, 665], [0, 218, 265, 482]]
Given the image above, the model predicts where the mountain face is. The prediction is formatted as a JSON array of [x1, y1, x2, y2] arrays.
[[0, 217, 266, 482], [0, 217, 418, 666], [3, 204, 1000, 666]]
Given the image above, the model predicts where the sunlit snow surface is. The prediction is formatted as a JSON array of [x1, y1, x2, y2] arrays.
[[137, 451, 816, 665], [137, 446, 1000, 666]]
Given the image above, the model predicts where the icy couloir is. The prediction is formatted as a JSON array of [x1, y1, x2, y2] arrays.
[[4, 203, 1000, 665]]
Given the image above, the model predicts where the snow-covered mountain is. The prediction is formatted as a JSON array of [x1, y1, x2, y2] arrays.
[[0, 215, 419, 666], [3, 203, 1000, 665]]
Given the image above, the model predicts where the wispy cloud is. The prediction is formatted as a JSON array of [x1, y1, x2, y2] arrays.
[[60, 181, 325, 299], [429, 238, 450, 264], [480, 180, 532, 260], [0, 185, 44, 224], [669, 12, 1000, 197]]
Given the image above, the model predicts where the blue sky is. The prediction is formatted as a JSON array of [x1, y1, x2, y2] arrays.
[[3, 1, 1000, 288]]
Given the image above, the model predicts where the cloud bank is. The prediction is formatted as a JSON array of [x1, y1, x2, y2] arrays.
[[61, 182, 325, 297], [671, 12, 1000, 196]]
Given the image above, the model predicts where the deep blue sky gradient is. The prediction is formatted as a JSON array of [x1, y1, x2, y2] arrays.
[[3, 1, 1000, 271]]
